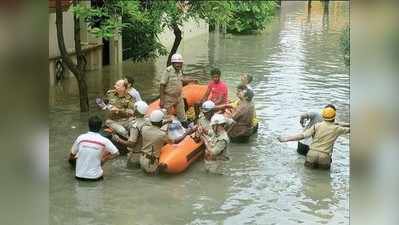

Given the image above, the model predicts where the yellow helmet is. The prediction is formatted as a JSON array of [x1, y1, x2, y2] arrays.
[[322, 107, 336, 121]]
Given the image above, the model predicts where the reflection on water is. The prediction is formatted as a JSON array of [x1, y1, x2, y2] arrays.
[[50, 1, 349, 225]]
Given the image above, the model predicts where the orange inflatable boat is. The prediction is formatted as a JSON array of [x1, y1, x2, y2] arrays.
[[147, 84, 208, 173]]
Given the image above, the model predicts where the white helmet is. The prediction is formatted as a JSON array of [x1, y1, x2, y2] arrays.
[[150, 109, 165, 123], [201, 100, 215, 112], [171, 53, 184, 63], [210, 113, 226, 126], [134, 101, 149, 115]]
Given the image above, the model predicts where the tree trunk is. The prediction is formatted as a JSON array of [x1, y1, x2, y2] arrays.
[[55, 0, 89, 112], [166, 23, 182, 67]]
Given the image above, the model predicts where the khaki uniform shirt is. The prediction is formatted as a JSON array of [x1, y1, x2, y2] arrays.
[[128, 117, 151, 152], [205, 130, 230, 159], [197, 112, 212, 131], [104, 90, 135, 120], [228, 101, 254, 138], [141, 124, 168, 158], [303, 121, 350, 155], [160, 66, 183, 106]]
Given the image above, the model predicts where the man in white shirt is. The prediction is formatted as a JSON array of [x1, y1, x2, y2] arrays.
[[69, 116, 119, 181]]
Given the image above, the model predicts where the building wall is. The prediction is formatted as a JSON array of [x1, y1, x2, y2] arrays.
[[48, 8, 75, 58], [158, 17, 209, 52]]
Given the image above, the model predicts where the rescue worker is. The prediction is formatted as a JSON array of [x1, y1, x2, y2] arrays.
[[69, 116, 119, 181], [194, 100, 216, 141], [225, 86, 255, 143], [278, 105, 350, 170], [103, 79, 136, 139], [126, 101, 151, 168], [297, 105, 350, 156], [159, 53, 187, 124], [139, 109, 169, 175], [201, 68, 228, 106], [201, 113, 230, 175]]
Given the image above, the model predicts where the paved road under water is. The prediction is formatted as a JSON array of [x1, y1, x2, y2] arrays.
[[50, 2, 349, 225]]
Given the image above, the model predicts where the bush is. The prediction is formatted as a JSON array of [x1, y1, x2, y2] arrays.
[[226, 1, 277, 34]]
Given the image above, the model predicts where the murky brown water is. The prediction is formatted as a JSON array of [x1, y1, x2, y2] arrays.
[[50, 2, 349, 224]]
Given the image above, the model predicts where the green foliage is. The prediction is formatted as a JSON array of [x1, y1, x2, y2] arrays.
[[340, 25, 350, 64], [122, 2, 167, 61], [226, 1, 277, 34], [72, 0, 278, 62]]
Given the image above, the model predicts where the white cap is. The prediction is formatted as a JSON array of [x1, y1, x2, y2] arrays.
[[134, 101, 149, 115], [150, 109, 165, 122], [201, 100, 215, 112], [210, 113, 226, 126], [171, 53, 184, 63]]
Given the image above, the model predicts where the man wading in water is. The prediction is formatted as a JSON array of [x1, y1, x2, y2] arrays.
[[278, 105, 350, 170]]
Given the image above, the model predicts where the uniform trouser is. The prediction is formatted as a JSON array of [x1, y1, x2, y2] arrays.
[[105, 118, 133, 139], [139, 154, 159, 174], [305, 150, 332, 170], [126, 151, 141, 169], [204, 159, 225, 175], [164, 96, 187, 122]]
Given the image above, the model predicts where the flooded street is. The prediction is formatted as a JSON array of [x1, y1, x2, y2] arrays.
[[50, 2, 349, 225]]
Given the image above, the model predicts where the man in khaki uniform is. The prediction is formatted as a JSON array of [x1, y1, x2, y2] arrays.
[[194, 100, 215, 141], [160, 53, 187, 123], [201, 114, 230, 175], [278, 105, 350, 170], [139, 109, 169, 175], [126, 101, 151, 168], [103, 79, 136, 139]]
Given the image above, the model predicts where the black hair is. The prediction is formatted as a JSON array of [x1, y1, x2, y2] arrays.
[[210, 68, 221, 76], [88, 116, 102, 132], [246, 74, 253, 84], [324, 104, 336, 111], [243, 88, 254, 102], [125, 76, 134, 84], [236, 84, 247, 91], [152, 121, 163, 127]]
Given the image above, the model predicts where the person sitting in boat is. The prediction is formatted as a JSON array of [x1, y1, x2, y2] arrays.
[[240, 73, 253, 91], [200, 68, 228, 106], [201, 113, 230, 175], [164, 114, 197, 144], [124, 101, 151, 169], [278, 105, 350, 170], [193, 100, 216, 141], [102, 79, 136, 139], [224, 86, 255, 143], [125, 76, 142, 102], [68, 116, 119, 181]]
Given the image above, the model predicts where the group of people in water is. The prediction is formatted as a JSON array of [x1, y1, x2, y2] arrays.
[[69, 53, 350, 181]]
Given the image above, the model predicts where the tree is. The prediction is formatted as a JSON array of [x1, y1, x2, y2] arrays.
[[226, 1, 277, 34], [149, 0, 233, 66], [55, 0, 89, 112], [56, 0, 136, 112]]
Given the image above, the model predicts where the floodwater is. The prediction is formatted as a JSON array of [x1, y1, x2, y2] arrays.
[[50, 2, 349, 225]]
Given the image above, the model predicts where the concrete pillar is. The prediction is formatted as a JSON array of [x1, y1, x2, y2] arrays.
[[109, 16, 123, 68]]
